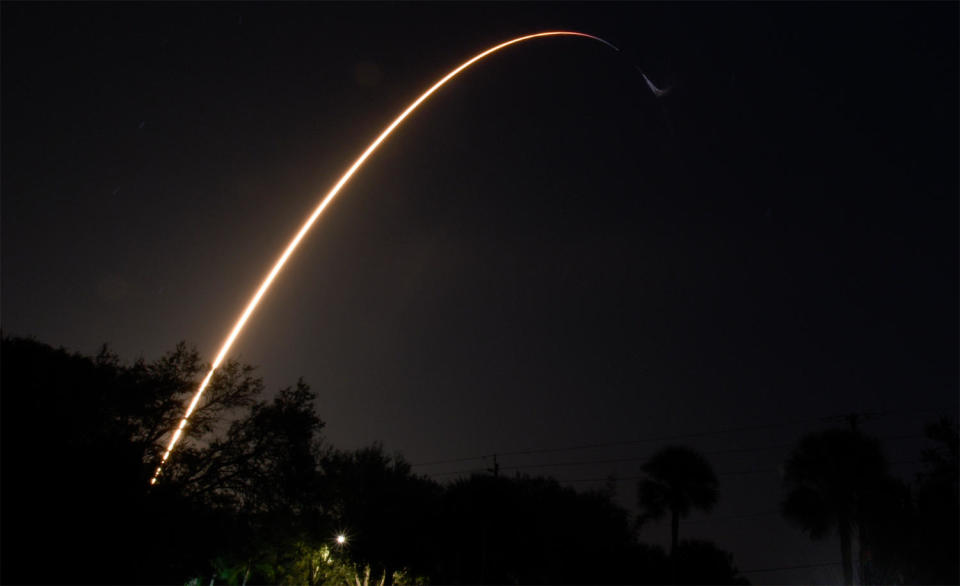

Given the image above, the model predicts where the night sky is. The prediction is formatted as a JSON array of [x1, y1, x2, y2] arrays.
[[2, 2, 957, 583]]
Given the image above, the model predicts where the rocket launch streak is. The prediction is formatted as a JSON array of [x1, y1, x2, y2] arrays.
[[150, 31, 621, 485]]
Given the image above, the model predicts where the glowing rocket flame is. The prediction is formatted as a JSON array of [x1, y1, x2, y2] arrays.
[[150, 31, 620, 485]]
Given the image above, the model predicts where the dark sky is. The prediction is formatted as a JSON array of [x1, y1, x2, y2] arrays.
[[2, 2, 957, 582]]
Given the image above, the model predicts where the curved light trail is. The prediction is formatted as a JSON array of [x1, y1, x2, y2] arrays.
[[151, 31, 622, 485]]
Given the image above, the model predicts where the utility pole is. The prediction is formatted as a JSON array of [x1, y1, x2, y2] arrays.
[[480, 453, 498, 582], [844, 411, 863, 586], [845, 412, 861, 432], [487, 454, 499, 478], [824, 411, 870, 433]]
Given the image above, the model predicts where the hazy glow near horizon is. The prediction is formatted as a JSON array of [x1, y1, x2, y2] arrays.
[[150, 31, 620, 485]]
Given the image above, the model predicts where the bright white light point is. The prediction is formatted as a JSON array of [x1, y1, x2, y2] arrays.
[[336, 534, 346, 545]]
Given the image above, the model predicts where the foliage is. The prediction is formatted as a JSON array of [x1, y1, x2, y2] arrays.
[[0, 337, 322, 584], [780, 428, 889, 585], [317, 444, 441, 582], [433, 474, 640, 583], [886, 418, 959, 585], [1, 338, 213, 583], [781, 429, 887, 537], [636, 445, 719, 557], [671, 540, 751, 585], [781, 423, 960, 585], [1, 336, 754, 585]]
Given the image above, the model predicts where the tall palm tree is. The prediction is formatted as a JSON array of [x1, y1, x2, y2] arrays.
[[637, 445, 719, 559], [780, 428, 888, 586]]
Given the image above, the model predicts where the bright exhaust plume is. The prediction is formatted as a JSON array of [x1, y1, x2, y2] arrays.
[[150, 31, 621, 485]]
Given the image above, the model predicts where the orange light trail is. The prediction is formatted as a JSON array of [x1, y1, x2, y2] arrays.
[[150, 31, 619, 485]]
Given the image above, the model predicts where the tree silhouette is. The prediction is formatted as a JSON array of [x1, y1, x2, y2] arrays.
[[909, 418, 959, 584], [780, 428, 889, 586], [437, 474, 640, 584], [0, 337, 324, 584], [671, 540, 750, 585], [317, 444, 440, 584], [636, 445, 719, 561], [1, 336, 753, 585]]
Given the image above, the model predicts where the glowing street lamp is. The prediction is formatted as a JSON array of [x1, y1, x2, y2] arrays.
[[336, 534, 347, 546]]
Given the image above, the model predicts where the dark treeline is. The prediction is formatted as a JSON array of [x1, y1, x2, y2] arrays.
[[1, 337, 956, 585]]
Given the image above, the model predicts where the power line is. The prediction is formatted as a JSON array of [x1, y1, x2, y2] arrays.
[[426, 444, 793, 478], [681, 510, 779, 524], [561, 470, 769, 485], [740, 561, 840, 574], [412, 421, 810, 467], [434, 444, 794, 477], [498, 444, 794, 472], [422, 436, 925, 480], [428, 458, 923, 485], [411, 408, 952, 468], [557, 459, 921, 486]]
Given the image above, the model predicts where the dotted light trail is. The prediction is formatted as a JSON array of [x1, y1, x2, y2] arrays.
[[150, 31, 621, 485]]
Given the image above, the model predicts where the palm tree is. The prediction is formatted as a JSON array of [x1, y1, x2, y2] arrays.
[[780, 428, 888, 586], [637, 445, 719, 559]]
